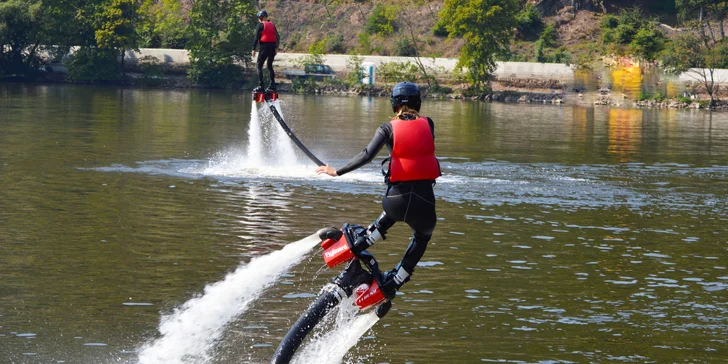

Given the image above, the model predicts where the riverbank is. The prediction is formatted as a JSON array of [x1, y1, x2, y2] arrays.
[[7, 58, 728, 111]]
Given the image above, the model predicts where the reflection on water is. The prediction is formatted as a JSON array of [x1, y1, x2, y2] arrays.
[[1, 84, 727, 363]]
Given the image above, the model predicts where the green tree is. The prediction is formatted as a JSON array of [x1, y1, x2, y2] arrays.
[[438, 0, 519, 90], [677, 0, 728, 39], [93, 0, 139, 75], [630, 25, 666, 61], [138, 0, 188, 49], [0, 0, 47, 77], [666, 1, 728, 107], [515, 2, 543, 40], [365, 3, 397, 36], [186, 0, 256, 88]]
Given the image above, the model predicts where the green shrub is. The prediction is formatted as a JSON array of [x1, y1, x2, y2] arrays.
[[188, 60, 243, 88], [137, 55, 164, 85], [325, 34, 346, 54], [432, 19, 449, 37], [534, 39, 546, 63], [295, 40, 325, 66], [365, 4, 396, 36], [619, 6, 645, 29], [630, 26, 666, 61], [515, 3, 544, 40], [377, 61, 419, 83], [552, 48, 572, 65], [600, 14, 619, 30], [67, 47, 120, 82], [357, 33, 372, 54], [615, 23, 636, 45], [346, 55, 364, 86], [602, 28, 615, 44], [540, 24, 558, 47], [394, 37, 416, 57], [291, 77, 318, 93]]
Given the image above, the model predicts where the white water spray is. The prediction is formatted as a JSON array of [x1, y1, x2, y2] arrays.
[[246, 100, 264, 167], [291, 294, 380, 364], [137, 233, 321, 364]]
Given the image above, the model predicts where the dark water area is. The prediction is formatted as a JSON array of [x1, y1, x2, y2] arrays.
[[1, 84, 727, 363]]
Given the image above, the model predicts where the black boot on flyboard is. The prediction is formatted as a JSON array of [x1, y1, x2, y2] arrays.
[[269, 225, 394, 364]]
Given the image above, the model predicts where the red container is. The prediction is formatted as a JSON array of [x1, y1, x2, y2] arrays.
[[355, 280, 386, 310], [321, 236, 354, 268]]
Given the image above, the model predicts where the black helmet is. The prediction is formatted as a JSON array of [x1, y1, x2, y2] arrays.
[[390, 82, 421, 113], [257, 10, 268, 19]]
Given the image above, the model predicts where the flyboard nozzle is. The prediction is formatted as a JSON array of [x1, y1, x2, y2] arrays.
[[253, 90, 278, 103], [320, 224, 390, 311]]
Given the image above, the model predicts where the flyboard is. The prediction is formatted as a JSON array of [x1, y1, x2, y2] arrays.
[[253, 90, 391, 363]]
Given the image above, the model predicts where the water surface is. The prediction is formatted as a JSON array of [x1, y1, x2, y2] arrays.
[[1, 84, 727, 363]]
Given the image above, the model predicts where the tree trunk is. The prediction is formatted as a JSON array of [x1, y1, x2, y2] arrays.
[[120, 48, 126, 77]]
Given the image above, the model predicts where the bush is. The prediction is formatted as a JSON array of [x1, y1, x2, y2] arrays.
[[539, 24, 558, 47], [188, 60, 243, 88], [552, 48, 572, 65], [137, 55, 164, 85], [394, 37, 416, 57], [365, 4, 396, 36], [630, 26, 666, 61], [602, 28, 615, 44], [516, 3, 544, 40], [377, 61, 419, 83], [325, 34, 346, 54], [615, 23, 636, 45], [296, 40, 325, 66], [357, 33, 372, 54], [67, 47, 120, 82], [346, 55, 364, 86], [432, 19, 449, 37], [618, 6, 645, 29], [534, 39, 546, 63], [600, 14, 619, 30], [291, 77, 318, 93]]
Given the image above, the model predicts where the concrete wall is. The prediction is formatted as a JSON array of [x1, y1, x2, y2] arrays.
[[123, 48, 576, 81]]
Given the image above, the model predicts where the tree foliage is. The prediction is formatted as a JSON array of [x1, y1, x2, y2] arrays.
[[666, 0, 728, 107], [0, 0, 47, 76], [186, 0, 256, 88], [365, 3, 397, 36], [515, 3, 543, 41], [438, 0, 519, 89]]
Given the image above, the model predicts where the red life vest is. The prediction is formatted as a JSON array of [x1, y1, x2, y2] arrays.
[[388, 117, 440, 183], [260, 21, 277, 43]]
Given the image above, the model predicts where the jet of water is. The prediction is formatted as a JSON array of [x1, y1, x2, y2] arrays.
[[137, 233, 322, 364], [291, 295, 380, 364]]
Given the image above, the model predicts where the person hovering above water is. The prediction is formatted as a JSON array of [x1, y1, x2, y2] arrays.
[[252, 9, 279, 92], [316, 81, 440, 302]]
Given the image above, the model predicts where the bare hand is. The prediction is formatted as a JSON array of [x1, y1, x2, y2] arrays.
[[252, 50, 256, 58], [316, 165, 338, 177]]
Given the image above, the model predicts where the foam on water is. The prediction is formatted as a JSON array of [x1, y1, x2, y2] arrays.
[[137, 233, 321, 364]]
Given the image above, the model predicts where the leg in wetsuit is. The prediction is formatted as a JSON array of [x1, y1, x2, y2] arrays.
[[366, 180, 437, 277], [257, 43, 277, 89]]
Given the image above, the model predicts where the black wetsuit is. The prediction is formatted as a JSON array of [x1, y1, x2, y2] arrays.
[[252, 22, 280, 88], [336, 114, 437, 276]]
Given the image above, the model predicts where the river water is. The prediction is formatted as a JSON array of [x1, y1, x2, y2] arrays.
[[1, 84, 727, 363]]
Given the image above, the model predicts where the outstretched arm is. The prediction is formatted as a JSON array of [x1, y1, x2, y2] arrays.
[[317, 124, 390, 177]]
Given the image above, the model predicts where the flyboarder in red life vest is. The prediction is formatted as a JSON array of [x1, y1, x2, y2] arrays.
[[252, 10, 280, 92], [316, 82, 441, 304]]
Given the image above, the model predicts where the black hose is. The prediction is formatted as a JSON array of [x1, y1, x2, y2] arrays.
[[269, 290, 340, 364], [268, 104, 326, 167]]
